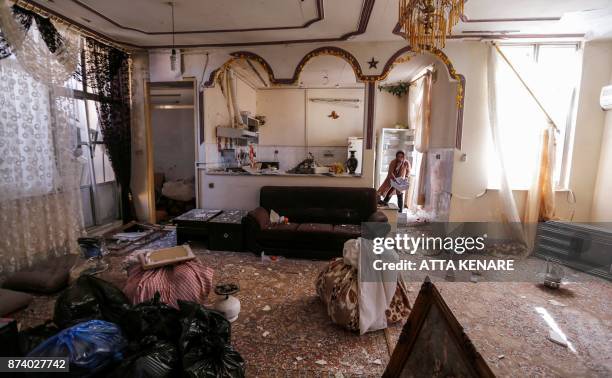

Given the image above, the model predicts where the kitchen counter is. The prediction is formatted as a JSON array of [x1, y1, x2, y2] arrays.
[[206, 170, 362, 178]]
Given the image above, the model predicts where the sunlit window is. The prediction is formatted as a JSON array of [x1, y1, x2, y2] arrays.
[[487, 43, 581, 189]]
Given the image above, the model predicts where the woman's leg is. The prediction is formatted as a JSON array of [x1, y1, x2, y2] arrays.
[[397, 192, 404, 213]]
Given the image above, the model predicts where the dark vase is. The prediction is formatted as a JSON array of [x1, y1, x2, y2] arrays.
[[346, 150, 358, 174]]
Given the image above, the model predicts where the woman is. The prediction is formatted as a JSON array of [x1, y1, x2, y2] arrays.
[[377, 150, 410, 212]]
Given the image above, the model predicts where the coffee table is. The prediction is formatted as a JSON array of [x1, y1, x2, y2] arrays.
[[208, 209, 249, 252], [174, 209, 222, 244]]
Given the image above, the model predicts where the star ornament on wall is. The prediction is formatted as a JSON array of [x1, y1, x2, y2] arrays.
[[367, 57, 379, 69]]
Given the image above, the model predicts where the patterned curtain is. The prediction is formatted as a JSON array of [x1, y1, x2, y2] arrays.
[[84, 38, 134, 222], [0, 58, 83, 275], [0, 2, 80, 84]]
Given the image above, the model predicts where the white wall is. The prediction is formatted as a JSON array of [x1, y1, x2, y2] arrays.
[[306, 88, 365, 146], [591, 66, 612, 222], [569, 42, 612, 221], [257, 89, 305, 146]]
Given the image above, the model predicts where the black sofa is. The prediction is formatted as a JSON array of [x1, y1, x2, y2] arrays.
[[245, 186, 388, 259]]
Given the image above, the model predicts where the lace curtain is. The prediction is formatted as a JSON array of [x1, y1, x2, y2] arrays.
[[0, 0, 83, 274], [0, 58, 83, 274], [0, 1, 80, 85]]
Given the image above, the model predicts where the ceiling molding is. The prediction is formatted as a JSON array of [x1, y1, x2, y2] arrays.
[[459, 14, 562, 23], [151, 0, 376, 48], [69, 0, 325, 35], [392, 22, 584, 40], [21, 0, 375, 49]]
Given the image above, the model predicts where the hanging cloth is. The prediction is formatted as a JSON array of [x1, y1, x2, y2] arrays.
[[216, 67, 245, 128], [410, 72, 433, 206], [0, 1, 80, 85]]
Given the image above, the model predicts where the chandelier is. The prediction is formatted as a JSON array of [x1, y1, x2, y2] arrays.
[[398, 0, 464, 53]]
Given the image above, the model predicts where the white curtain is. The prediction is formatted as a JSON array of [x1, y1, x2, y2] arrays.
[[0, 5, 83, 274], [486, 45, 524, 242], [407, 72, 432, 208], [486, 44, 557, 254], [0, 0, 80, 85]]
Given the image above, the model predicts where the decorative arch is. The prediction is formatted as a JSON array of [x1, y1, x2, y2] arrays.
[[377, 46, 466, 148], [201, 45, 465, 148], [203, 51, 277, 87], [277, 46, 365, 85]]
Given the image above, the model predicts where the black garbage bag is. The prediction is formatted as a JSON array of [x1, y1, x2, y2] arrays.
[[120, 293, 181, 344], [17, 321, 60, 356], [107, 340, 179, 378], [54, 275, 131, 329], [178, 301, 245, 378]]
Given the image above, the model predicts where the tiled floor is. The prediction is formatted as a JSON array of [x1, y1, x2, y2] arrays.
[[11, 240, 612, 377]]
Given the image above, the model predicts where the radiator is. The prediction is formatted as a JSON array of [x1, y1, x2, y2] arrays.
[[535, 221, 612, 281]]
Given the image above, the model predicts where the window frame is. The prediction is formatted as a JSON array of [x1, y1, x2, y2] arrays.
[[494, 41, 582, 190]]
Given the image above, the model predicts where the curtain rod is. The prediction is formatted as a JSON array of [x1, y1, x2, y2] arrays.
[[491, 42, 559, 132], [13, 0, 135, 53], [379, 66, 433, 88]]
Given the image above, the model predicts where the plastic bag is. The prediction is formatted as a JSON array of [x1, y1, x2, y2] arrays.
[[120, 293, 181, 344], [391, 177, 409, 191], [178, 301, 245, 378], [28, 320, 127, 377], [54, 275, 131, 329], [108, 341, 179, 378]]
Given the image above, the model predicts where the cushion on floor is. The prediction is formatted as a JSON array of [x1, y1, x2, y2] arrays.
[[2, 255, 77, 294], [0, 289, 33, 316], [123, 259, 214, 308]]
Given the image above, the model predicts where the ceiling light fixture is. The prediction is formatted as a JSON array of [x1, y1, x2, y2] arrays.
[[169, 1, 177, 71], [398, 0, 464, 53]]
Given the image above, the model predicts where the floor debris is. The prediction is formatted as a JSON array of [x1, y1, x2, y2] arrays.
[[548, 299, 567, 307]]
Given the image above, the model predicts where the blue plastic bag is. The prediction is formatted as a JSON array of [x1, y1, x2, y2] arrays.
[[28, 320, 127, 376]]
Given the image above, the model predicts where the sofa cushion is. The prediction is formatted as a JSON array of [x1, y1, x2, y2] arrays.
[[258, 223, 299, 242], [260, 186, 378, 223], [274, 207, 361, 224], [296, 223, 334, 234], [333, 224, 362, 239], [0, 289, 33, 316]]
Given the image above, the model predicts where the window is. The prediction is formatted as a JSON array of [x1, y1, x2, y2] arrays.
[[487, 43, 581, 189], [67, 46, 119, 227]]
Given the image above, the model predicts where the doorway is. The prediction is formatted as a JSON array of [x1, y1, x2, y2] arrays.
[[145, 79, 198, 223]]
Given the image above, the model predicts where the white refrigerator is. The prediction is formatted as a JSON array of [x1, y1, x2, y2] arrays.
[[375, 128, 415, 189], [347, 137, 364, 175]]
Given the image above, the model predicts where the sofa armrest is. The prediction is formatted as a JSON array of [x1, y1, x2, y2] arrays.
[[247, 207, 270, 229], [368, 211, 388, 223]]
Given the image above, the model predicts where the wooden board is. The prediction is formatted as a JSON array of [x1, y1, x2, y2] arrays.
[[383, 277, 495, 378], [138, 245, 196, 270]]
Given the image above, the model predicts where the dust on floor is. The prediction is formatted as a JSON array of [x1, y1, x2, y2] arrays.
[[12, 244, 612, 377]]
